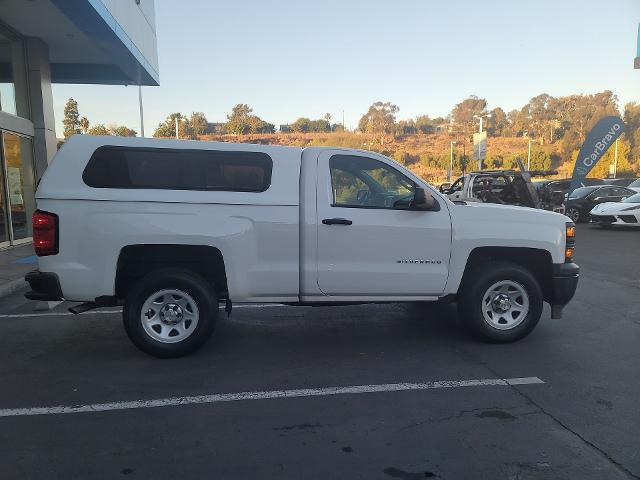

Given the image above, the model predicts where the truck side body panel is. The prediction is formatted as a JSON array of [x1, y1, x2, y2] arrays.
[[36, 136, 302, 302]]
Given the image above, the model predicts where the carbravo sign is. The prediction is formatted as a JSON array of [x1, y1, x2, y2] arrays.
[[569, 116, 625, 192]]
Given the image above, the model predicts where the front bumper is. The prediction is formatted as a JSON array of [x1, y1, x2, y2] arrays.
[[24, 271, 64, 301], [590, 213, 639, 226], [549, 262, 579, 319]]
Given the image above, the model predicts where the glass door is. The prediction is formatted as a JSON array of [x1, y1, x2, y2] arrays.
[[2, 132, 35, 243], [0, 147, 8, 246]]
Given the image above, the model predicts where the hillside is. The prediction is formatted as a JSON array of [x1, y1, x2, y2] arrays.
[[200, 131, 635, 183]]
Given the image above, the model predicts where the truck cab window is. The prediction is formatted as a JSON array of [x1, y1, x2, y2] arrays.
[[330, 155, 414, 209]]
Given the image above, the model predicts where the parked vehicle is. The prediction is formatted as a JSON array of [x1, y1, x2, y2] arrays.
[[627, 179, 640, 193], [590, 193, 640, 227], [565, 185, 636, 223], [604, 178, 638, 187], [25, 136, 579, 357], [442, 168, 565, 213]]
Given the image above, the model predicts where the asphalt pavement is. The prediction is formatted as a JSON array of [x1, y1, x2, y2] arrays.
[[0, 224, 638, 479]]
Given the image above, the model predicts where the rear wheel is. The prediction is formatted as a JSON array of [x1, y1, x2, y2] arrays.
[[566, 207, 582, 223], [123, 269, 217, 358], [458, 262, 543, 342]]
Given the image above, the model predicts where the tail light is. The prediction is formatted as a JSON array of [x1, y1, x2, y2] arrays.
[[565, 222, 575, 262], [33, 210, 59, 256]]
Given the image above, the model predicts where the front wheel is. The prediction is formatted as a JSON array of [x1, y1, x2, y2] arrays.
[[123, 269, 218, 358], [458, 262, 543, 342], [565, 207, 582, 223]]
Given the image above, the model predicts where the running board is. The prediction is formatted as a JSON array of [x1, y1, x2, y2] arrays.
[[68, 302, 99, 315]]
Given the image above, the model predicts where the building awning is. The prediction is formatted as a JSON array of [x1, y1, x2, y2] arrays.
[[0, 0, 159, 85]]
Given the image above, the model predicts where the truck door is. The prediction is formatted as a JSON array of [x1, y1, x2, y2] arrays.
[[316, 151, 452, 297]]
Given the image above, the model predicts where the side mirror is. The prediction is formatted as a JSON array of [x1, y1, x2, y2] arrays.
[[412, 187, 439, 211]]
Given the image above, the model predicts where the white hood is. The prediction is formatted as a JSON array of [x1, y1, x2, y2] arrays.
[[591, 202, 640, 215]]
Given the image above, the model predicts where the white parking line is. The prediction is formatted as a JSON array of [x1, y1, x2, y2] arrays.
[[0, 377, 543, 418], [0, 304, 283, 319]]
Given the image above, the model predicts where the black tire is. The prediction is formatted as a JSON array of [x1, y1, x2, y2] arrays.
[[458, 261, 543, 343], [566, 207, 582, 223], [123, 268, 217, 358]]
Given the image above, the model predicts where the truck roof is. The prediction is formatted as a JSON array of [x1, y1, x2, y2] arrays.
[[37, 135, 305, 206]]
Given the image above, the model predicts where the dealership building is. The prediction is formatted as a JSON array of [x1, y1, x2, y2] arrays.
[[0, 0, 159, 248]]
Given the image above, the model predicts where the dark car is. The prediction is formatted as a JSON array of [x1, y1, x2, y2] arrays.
[[535, 178, 606, 198], [604, 178, 638, 187], [565, 185, 636, 222]]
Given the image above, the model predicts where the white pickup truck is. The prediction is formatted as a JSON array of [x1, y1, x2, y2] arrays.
[[25, 136, 579, 357]]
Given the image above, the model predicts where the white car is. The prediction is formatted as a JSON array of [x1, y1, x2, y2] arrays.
[[590, 193, 640, 227]]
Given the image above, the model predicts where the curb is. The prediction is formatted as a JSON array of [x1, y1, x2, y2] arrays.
[[0, 278, 28, 299]]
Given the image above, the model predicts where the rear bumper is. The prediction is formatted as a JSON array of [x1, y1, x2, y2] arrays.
[[24, 271, 64, 301], [549, 262, 579, 319]]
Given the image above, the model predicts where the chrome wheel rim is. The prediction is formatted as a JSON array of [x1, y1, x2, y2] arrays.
[[567, 208, 580, 222], [481, 280, 529, 330], [140, 289, 199, 343]]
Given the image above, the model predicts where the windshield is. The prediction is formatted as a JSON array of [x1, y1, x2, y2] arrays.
[[623, 193, 640, 203], [629, 179, 640, 188], [569, 187, 595, 199]]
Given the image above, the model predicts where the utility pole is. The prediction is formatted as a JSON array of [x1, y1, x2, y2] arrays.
[[175, 117, 180, 140], [342, 110, 345, 132], [138, 85, 145, 137], [449, 141, 456, 182], [613, 138, 619, 178]]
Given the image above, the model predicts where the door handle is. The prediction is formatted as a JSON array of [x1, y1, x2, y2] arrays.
[[322, 218, 353, 225]]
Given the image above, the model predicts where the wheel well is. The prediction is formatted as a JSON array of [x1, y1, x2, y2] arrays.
[[461, 247, 553, 302], [115, 245, 228, 300]]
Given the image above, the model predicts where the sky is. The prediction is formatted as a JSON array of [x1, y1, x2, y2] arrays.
[[52, 0, 640, 136]]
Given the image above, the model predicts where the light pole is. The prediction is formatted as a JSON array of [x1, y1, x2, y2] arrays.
[[613, 138, 619, 178], [449, 141, 457, 182], [473, 113, 492, 133], [138, 85, 145, 137], [527, 136, 538, 171], [175, 116, 186, 140], [473, 114, 491, 170]]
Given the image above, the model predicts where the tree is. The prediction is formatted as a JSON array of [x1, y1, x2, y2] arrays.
[[487, 107, 509, 137], [87, 124, 110, 136], [358, 101, 399, 141], [450, 96, 487, 138], [523, 94, 555, 143], [291, 117, 311, 133], [247, 115, 275, 133], [153, 113, 189, 138], [63, 98, 81, 138], [309, 119, 331, 132], [623, 102, 640, 164], [396, 119, 416, 135], [189, 112, 209, 137], [415, 115, 434, 134], [528, 149, 552, 170], [79, 116, 90, 134], [110, 125, 137, 137], [225, 104, 253, 135]]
